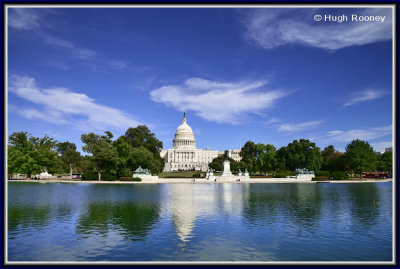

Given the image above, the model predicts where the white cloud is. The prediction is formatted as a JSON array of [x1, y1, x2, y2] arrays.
[[76, 49, 97, 60], [244, 8, 392, 50], [264, 117, 280, 125], [8, 9, 125, 70], [343, 89, 389, 107], [42, 35, 126, 69], [15, 108, 69, 125], [108, 60, 127, 69], [47, 60, 70, 70], [326, 125, 392, 141], [371, 141, 393, 152], [8, 75, 141, 132], [150, 77, 289, 124], [42, 34, 97, 60], [311, 125, 392, 145], [43, 35, 74, 49], [278, 120, 323, 132], [8, 8, 41, 30]]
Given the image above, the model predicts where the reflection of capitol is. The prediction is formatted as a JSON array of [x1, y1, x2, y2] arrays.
[[169, 185, 197, 242], [160, 113, 241, 172], [166, 184, 245, 242]]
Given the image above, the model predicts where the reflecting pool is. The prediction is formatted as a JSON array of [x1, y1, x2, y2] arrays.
[[7, 182, 392, 262]]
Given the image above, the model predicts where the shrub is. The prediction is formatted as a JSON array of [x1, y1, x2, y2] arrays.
[[274, 170, 296, 178], [81, 170, 98, 180], [315, 171, 331, 177], [101, 172, 117, 181], [332, 171, 348, 180], [312, 176, 329, 181], [192, 173, 203, 178], [118, 168, 132, 178], [119, 177, 142, 181]]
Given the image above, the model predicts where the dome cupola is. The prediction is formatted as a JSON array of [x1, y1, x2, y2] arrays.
[[173, 113, 196, 149]]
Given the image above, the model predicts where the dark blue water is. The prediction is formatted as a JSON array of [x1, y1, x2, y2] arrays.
[[7, 182, 392, 262]]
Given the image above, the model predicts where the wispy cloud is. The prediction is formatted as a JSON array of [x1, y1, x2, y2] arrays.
[[8, 8, 41, 30], [47, 60, 70, 70], [310, 125, 392, 145], [108, 60, 127, 69], [10, 14, 124, 69], [150, 77, 290, 124], [42, 35, 74, 49], [8, 75, 141, 132], [42, 34, 128, 69], [264, 117, 280, 125], [278, 120, 323, 132], [371, 141, 393, 152], [343, 89, 389, 107], [76, 49, 97, 60], [243, 8, 392, 50], [42, 34, 97, 60]]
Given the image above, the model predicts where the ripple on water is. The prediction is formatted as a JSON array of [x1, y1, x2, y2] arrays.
[[7, 182, 393, 262]]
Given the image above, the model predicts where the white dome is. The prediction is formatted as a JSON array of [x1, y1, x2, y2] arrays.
[[176, 120, 194, 134], [173, 113, 196, 149]]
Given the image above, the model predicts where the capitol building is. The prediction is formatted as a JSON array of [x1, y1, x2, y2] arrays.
[[160, 113, 241, 172]]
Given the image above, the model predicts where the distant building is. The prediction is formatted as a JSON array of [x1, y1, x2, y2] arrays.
[[160, 113, 241, 172], [385, 147, 393, 152], [225, 149, 241, 162]]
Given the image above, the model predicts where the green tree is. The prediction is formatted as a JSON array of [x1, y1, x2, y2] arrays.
[[209, 155, 239, 173], [240, 141, 257, 174], [123, 126, 164, 174], [8, 132, 58, 178], [57, 142, 82, 179], [376, 151, 392, 172], [325, 152, 349, 172], [112, 137, 134, 178], [345, 139, 377, 178], [130, 146, 162, 175], [124, 125, 163, 155], [276, 139, 322, 172], [256, 144, 277, 175], [321, 145, 335, 170], [81, 131, 118, 180]]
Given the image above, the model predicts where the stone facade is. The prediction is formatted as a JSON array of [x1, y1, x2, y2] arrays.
[[225, 149, 241, 163], [160, 113, 241, 172]]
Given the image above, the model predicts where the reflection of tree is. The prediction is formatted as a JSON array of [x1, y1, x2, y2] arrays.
[[8, 183, 73, 232], [285, 184, 322, 228], [8, 205, 52, 232], [243, 184, 322, 229], [75, 202, 160, 240], [243, 184, 280, 225], [348, 183, 380, 229]]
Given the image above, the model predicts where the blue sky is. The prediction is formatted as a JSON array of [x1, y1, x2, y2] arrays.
[[7, 6, 393, 153]]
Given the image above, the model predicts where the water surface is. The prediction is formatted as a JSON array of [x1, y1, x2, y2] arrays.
[[7, 182, 392, 262]]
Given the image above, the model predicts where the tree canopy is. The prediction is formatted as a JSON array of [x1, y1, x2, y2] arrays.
[[8, 127, 391, 181], [376, 151, 393, 172], [124, 125, 163, 155], [81, 131, 119, 180], [57, 142, 82, 179], [208, 155, 242, 173], [8, 132, 58, 178], [345, 139, 376, 178], [276, 139, 322, 172]]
